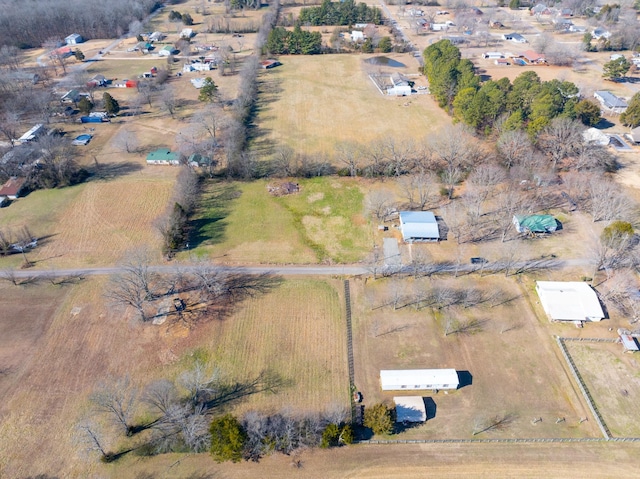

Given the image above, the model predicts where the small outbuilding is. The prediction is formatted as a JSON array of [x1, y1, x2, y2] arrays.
[[380, 369, 459, 391], [513, 214, 558, 234], [260, 59, 281, 69], [394, 396, 427, 423], [503, 32, 527, 43], [536, 281, 605, 322], [399, 211, 439, 243], [65, 33, 83, 45], [17, 124, 45, 143], [158, 45, 177, 57], [619, 333, 639, 352]]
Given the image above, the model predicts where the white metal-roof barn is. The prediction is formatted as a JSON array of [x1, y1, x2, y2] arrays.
[[380, 369, 459, 390], [394, 396, 427, 422], [535, 281, 605, 322], [399, 211, 440, 242]]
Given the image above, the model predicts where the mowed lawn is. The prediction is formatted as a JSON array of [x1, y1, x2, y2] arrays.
[[188, 177, 372, 264], [256, 54, 450, 156], [198, 279, 350, 415]]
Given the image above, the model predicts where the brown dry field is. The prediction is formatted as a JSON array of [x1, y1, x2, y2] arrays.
[[0, 278, 348, 478], [566, 341, 640, 438], [102, 441, 640, 478], [352, 274, 617, 440]]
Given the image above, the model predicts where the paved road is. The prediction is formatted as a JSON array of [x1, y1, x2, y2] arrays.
[[7, 256, 595, 279]]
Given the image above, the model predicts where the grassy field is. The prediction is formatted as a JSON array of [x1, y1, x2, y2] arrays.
[[187, 177, 372, 264], [255, 54, 451, 157], [0, 277, 348, 477], [351, 275, 600, 439], [566, 341, 640, 438]]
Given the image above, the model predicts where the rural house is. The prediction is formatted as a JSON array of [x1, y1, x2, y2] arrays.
[[351, 30, 365, 42], [60, 89, 82, 103], [148, 31, 165, 42], [380, 369, 459, 390], [592, 28, 611, 40], [183, 62, 212, 73], [158, 45, 177, 57], [535, 281, 605, 323], [503, 32, 527, 43], [521, 50, 546, 64], [387, 72, 411, 96], [512, 214, 558, 234], [180, 28, 194, 39], [87, 74, 107, 87], [0, 177, 27, 201], [16, 124, 45, 143], [65, 33, 83, 45], [594, 91, 627, 114], [113, 79, 138, 88], [146, 148, 180, 165], [399, 211, 440, 242], [394, 397, 427, 423]]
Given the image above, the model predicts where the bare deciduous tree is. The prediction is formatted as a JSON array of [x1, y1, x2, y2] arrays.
[[90, 376, 138, 436]]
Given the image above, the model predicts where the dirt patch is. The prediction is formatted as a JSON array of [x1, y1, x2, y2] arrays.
[[307, 192, 325, 203]]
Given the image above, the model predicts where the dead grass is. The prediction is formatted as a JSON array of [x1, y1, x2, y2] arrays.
[[255, 54, 450, 157], [565, 341, 640, 437], [352, 274, 599, 439]]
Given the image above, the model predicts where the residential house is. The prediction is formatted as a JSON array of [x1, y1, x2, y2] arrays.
[[530, 4, 551, 15], [158, 45, 177, 56], [61, 89, 81, 103], [65, 33, 83, 45], [183, 62, 212, 72], [146, 148, 180, 165], [112, 79, 138, 88], [482, 52, 504, 59], [387, 72, 412, 96], [148, 31, 165, 42], [87, 74, 107, 87], [380, 369, 459, 391], [180, 28, 194, 39], [503, 32, 527, 43], [406, 8, 424, 16], [522, 50, 546, 64], [16, 124, 45, 144], [592, 28, 611, 40], [0, 177, 27, 201], [351, 30, 365, 42], [512, 214, 558, 234], [569, 25, 586, 33], [594, 90, 627, 114]]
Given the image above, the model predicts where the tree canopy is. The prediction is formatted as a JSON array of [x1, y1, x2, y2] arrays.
[[198, 77, 219, 103], [602, 57, 631, 81], [266, 26, 322, 55], [209, 414, 247, 463], [621, 92, 640, 128], [298, 0, 382, 26], [103, 92, 120, 115]]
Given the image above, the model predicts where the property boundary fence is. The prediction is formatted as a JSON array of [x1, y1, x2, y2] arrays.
[[344, 280, 356, 422], [356, 437, 640, 445], [555, 336, 612, 439]]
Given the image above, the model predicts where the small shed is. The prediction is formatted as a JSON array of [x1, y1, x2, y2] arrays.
[[180, 28, 194, 39], [0, 177, 27, 200], [260, 59, 281, 69], [87, 74, 107, 87], [65, 33, 83, 45], [619, 333, 639, 352], [351, 30, 365, 42], [149, 31, 165, 42], [158, 45, 176, 56], [535, 281, 605, 322], [146, 148, 180, 165], [513, 214, 557, 234], [399, 211, 440, 243], [380, 369, 459, 390], [394, 396, 427, 423], [503, 33, 526, 43]]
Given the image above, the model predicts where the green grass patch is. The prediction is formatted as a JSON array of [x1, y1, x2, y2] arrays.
[[186, 177, 370, 264]]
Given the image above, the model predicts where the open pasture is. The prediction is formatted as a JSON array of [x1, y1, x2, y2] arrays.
[[351, 275, 598, 439], [566, 341, 640, 438], [188, 177, 371, 264], [254, 53, 450, 157]]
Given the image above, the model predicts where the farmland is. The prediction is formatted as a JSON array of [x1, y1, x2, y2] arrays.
[[254, 53, 449, 157]]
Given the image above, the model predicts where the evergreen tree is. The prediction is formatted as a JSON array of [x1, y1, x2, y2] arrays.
[[575, 98, 603, 126], [378, 36, 392, 53], [103, 92, 120, 115], [602, 57, 631, 81], [74, 49, 85, 61], [78, 96, 93, 114], [621, 92, 640, 128], [198, 77, 219, 102], [210, 414, 247, 463], [363, 403, 393, 435]]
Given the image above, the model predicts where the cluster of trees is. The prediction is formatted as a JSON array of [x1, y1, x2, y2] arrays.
[[602, 56, 631, 81], [621, 92, 640, 127], [156, 167, 200, 256], [0, 0, 158, 48], [211, 408, 353, 462], [265, 26, 322, 55], [424, 40, 593, 136], [298, 0, 382, 26], [168, 10, 194, 25]]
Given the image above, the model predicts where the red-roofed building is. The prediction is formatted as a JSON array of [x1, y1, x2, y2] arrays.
[[522, 50, 547, 64], [260, 59, 281, 69], [0, 177, 27, 201]]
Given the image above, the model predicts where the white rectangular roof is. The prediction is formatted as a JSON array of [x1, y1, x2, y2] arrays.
[[394, 396, 427, 422], [536, 281, 605, 321], [381, 369, 459, 388], [399, 211, 439, 240]]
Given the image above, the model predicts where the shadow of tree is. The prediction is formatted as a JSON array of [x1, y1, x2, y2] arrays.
[[188, 183, 241, 249], [87, 161, 144, 181]]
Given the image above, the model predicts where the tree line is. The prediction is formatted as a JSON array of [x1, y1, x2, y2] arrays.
[[423, 40, 600, 137], [0, 0, 158, 48], [297, 0, 383, 26], [265, 25, 322, 55]]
